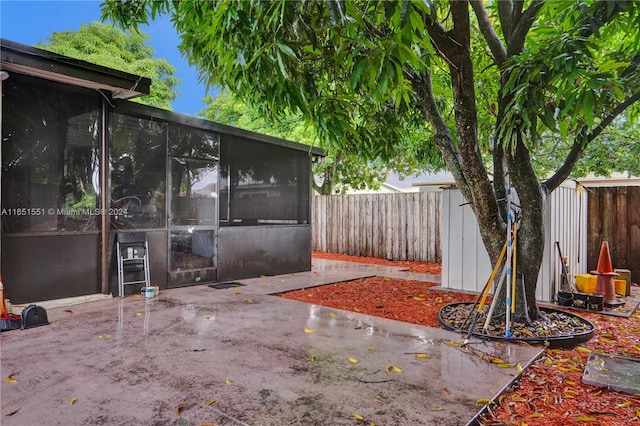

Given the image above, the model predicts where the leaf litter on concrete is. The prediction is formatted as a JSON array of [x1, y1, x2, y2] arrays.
[[279, 252, 640, 426]]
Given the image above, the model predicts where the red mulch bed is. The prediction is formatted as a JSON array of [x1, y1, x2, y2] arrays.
[[280, 276, 478, 327], [281, 252, 640, 426], [312, 251, 442, 274]]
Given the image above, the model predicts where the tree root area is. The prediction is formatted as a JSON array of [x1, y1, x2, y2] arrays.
[[438, 302, 595, 344]]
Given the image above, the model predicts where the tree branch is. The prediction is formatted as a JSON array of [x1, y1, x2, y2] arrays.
[[424, 7, 464, 71], [543, 90, 640, 192], [508, 0, 544, 56], [578, 0, 635, 39], [409, 71, 470, 199], [497, 0, 514, 38], [621, 51, 640, 79], [470, 0, 507, 65]]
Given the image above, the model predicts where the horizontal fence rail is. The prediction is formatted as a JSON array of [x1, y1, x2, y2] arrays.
[[312, 192, 442, 264]]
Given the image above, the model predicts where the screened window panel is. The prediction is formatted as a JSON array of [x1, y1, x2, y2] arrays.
[[170, 157, 218, 227], [1, 74, 101, 233], [219, 137, 310, 226], [169, 125, 219, 159], [109, 113, 167, 230]]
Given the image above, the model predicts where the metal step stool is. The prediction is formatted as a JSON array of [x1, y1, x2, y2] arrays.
[[116, 232, 151, 297]]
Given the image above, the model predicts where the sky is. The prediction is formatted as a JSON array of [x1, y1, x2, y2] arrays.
[[0, 0, 210, 116]]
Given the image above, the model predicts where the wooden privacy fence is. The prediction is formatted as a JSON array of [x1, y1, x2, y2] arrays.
[[587, 186, 640, 284], [311, 192, 442, 263]]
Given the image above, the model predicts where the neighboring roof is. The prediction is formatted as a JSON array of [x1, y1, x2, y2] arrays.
[[411, 171, 456, 188], [0, 38, 151, 99], [413, 171, 640, 188]]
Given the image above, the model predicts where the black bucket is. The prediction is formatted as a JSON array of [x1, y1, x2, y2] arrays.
[[572, 292, 589, 310], [587, 294, 604, 311], [557, 291, 574, 306]]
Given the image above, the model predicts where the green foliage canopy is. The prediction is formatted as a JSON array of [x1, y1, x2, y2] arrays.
[[38, 22, 180, 110]]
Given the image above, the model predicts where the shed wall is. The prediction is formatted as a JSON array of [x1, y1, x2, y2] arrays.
[[441, 182, 587, 302]]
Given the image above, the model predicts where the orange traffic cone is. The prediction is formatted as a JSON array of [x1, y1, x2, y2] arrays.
[[591, 241, 619, 306]]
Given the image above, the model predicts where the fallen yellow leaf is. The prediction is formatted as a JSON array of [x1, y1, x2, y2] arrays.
[[348, 357, 359, 364], [427, 407, 444, 412], [135, 312, 142, 316], [93, 334, 112, 339], [412, 296, 426, 301], [4, 375, 17, 383], [354, 413, 365, 420], [415, 353, 431, 359], [475, 398, 495, 405], [617, 401, 632, 408], [516, 363, 523, 375], [246, 299, 253, 304], [386, 364, 394, 372], [71, 397, 78, 405], [204, 399, 217, 407], [225, 378, 233, 386], [576, 346, 592, 354], [392, 366, 403, 373], [576, 415, 598, 422], [303, 328, 316, 334], [134, 294, 140, 299], [497, 363, 515, 368], [329, 312, 336, 317]]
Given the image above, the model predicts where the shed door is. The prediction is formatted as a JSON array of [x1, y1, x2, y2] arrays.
[[168, 157, 218, 287]]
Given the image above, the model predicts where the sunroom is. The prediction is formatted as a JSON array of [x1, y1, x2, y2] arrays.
[[1, 39, 322, 303]]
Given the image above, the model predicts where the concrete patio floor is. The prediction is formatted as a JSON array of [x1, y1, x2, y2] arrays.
[[1, 259, 543, 425]]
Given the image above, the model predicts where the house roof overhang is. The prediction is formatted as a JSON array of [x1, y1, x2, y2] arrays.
[[0, 38, 151, 99]]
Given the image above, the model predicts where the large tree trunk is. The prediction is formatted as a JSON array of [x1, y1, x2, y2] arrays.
[[419, 1, 545, 324], [487, 137, 546, 323]]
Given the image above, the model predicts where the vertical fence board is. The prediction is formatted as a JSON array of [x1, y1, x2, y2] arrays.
[[587, 186, 640, 283], [311, 192, 442, 264]]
